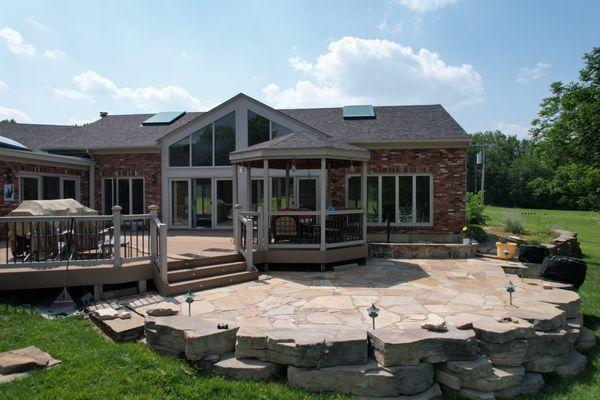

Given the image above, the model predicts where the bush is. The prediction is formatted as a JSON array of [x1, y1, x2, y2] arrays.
[[502, 213, 525, 234], [466, 191, 490, 226], [468, 225, 488, 242]]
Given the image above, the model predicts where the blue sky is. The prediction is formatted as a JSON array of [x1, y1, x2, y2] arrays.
[[0, 0, 598, 137]]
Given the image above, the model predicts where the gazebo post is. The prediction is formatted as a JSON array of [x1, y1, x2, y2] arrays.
[[245, 164, 252, 211], [232, 163, 239, 249], [263, 159, 270, 254], [285, 162, 290, 209], [361, 161, 368, 243], [320, 158, 327, 256]]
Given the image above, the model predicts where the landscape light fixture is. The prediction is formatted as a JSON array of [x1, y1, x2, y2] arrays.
[[506, 281, 515, 305], [367, 303, 379, 330], [185, 291, 194, 316]]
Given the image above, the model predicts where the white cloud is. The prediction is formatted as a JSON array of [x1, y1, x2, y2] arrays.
[[289, 57, 313, 74], [55, 70, 208, 111], [517, 62, 551, 84], [395, 0, 457, 12], [377, 13, 389, 31], [494, 121, 530, 139], [0, 27, 65, 59], [377, 14, 403, 33], [0, 106, 31, 122], [263, 36, 484, 109], [26, 17, 52, 33], [0, 80, 8, 90]]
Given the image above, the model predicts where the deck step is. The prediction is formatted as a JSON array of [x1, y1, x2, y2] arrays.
[[167, 261, 247, 283], [166, 269, 259, 296], [167, 253, 242, 271]]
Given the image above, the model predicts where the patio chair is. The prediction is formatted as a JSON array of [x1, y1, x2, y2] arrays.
[[272, 216, 298, 243]]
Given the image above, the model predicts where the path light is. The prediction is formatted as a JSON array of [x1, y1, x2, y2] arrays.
[[519, 264, 528, 282], [506, 281, 515, 306], [185, 291, 194, 316], [368, 303, 379, 329]]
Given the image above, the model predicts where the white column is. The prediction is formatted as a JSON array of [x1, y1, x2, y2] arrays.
[[112, 205, 122, 268], [232, 164, 238, 248], [245, 165, 252, 211], [361, 161, 368, 242], [320, 158, 327, 251], [263, 159, 270, 250]]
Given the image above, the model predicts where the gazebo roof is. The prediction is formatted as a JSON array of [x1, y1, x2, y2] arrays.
[[230, 130, 370, 163]]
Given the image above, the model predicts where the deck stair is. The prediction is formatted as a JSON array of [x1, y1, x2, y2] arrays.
[[161, 253, 259, 296]]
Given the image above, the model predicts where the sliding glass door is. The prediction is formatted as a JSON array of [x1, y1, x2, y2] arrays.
[[171, 180, 189, 227], [193, 178, 212, 228], [216, 180, 233, 228]]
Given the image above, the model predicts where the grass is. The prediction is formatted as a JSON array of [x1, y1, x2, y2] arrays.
[[1, 206, 599, 399]]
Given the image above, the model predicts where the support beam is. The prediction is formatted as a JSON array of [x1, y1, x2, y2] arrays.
[[361, 161, 368, 242], [245, 164, 252, 211], [320, 158, 327, 251], [285, 163, 290, 208], [232, 164, 238, 247], [263, 159, 270, 250]]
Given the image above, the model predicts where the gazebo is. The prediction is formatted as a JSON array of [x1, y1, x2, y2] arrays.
[[230, 130, 370, 269]]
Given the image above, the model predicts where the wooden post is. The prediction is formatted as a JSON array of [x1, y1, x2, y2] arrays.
[[245, 164, 252, 211], [159, 223, 168, 284], [112, 205, 122, 268], [149, 204, 159, 260], [233, 204, 241, 252], [263, 159, 269, 251], [320, 158, 327, 251], [361, 161, 368, 243], [232, 164, 238, 247]]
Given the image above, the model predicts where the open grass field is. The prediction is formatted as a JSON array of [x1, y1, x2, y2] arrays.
[[0, 206, 598, 399]]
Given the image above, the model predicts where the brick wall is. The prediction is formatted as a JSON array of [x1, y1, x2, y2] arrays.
[[92, 152, 161, 215], [329, 148, 467, 235], [0, 159, 90, 217]]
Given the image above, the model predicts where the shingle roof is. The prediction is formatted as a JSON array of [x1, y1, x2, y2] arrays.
[[0, 122, 80, 151], [233, 131, 364, 153], [280, 105, 469, 142]]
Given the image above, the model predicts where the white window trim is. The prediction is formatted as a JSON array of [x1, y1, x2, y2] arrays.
[[19, 172, 81, 202], [345, 173, 434, 227], [101, 177, 145, 215]]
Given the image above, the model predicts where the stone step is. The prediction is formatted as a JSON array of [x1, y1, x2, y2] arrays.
[[235, 326, 368, 368], [144, 316, 238, 362], [288, 359, 434, 397], [167, 253, 242, 271], [553, 350, 587, 378], [165, 269, 259, 296], [575, 327, 596, 353], [167, 261, 247, 283], [368, 327, 477, 367], [213, 353, 284, 381]]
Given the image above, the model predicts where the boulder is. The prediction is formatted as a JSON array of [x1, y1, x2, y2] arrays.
[[288, 359, 434, 397], [144, 316, 238, 361], [213, 353, 283, 381], [472, 317, 535, 344], [553, 350, 587, 378], [495, 372, 544, 398], [477, 339, 528, 367], [575, 327, 596, 353], [236, 327, 368, 368], [0, 346, 60, 375], [368, 327, 477, 367]]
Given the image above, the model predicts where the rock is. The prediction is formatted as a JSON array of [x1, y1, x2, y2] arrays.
[[510, 301, 566, 332], [526, 288, 581, 318], [524, 329, 574, 362], [553, 350, 587, 378], [146, 305, 179, 317], [0, 346, 60, 375], [461, 366, 525, 392], [495, 372, 544, 398], [360, 383, 443, 400], [236, 327, 367, 368], [445, 387, 494, 400], [445, 313, 478, 330], [438, 355, 493, 381], [117, 311, 132, 319], [369, 327, 477, 367], [523, 354, 565, 373], [575, 327, 596, 353], [421, 314, 448, 332], [144, 316, 238, 361], [213, 353, 284, 381], [288, 359, 434, 397], [93, 307, 119, 320], [567, 314, 583, 330], [477, 339, 528, 367], [472, 317, 535, 344]]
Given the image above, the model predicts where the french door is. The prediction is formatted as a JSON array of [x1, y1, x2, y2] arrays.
[[170, 178, 233, 229]]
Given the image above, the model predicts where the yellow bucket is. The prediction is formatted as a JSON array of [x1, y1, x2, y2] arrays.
[[496, 242, 518, 259]]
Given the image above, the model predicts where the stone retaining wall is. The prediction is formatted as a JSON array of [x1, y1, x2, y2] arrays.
[[142, 282, 595, 399], [369, 242, 479, 259], [546, 230, 583, 258]]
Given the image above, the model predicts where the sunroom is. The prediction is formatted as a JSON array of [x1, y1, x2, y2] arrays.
[[230, 130, 370, 267]]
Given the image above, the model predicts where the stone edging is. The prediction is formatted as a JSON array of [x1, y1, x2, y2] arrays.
[[370, 242, 479, 259]]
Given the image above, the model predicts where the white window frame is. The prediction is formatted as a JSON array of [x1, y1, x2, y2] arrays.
[[247, 109, 293, 146], [101, 177, 145, 215], [345, 173, 434, 227], [19, 172, 81, 202]]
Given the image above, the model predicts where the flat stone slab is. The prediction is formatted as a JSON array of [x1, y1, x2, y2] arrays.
[[525, 288, 581, 318], [495, 371, 544, 398], [213, 353, 283, 381], [369, 327, 477, 366], [478, 339, 528, 367], [93, 312, 145, 342], [0, 346, 60, 375], [472, 317, 535, 344], [145, 316, 238, 361], [461, 366, 525, 392], [553, 350, 587, 378], [524, 329, 576, 363], [288, 359, 434, 397], [437, 355, 493, 381], [575, 327, 596, 353], [359, 382, 442, 400], [236, 326, 367, 368], [510, 301, 566, 332]]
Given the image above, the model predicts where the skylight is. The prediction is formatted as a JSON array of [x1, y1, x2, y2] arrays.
[[143, 111, 186, 126], [343, 105, 375, 119]]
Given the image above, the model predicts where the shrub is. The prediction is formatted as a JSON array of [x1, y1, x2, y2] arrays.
[[466, 191, 490, 226], [468, 225, 488, 242], [502, 213, 525, 234]]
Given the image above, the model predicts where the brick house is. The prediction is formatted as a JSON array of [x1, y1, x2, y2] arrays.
[[0, 93, 470, 242]]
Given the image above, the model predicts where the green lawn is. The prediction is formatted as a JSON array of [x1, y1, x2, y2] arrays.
[[1, 206, 599, 399]]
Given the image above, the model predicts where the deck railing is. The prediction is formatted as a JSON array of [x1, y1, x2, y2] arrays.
[[0, 205, 168, 284], [236, 211, 255, 270]]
